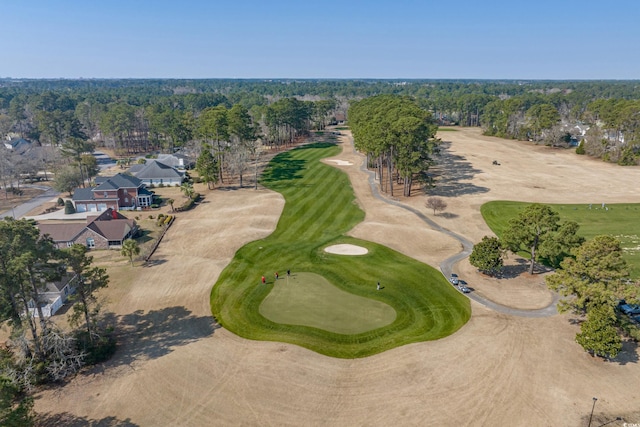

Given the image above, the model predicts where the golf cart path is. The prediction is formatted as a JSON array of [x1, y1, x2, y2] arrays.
[[355, 146, 558, 318]]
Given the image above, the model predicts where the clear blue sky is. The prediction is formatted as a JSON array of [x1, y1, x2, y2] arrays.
[[2, 0, 639, 79]]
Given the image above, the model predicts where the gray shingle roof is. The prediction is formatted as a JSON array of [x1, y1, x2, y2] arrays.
[[72, 187, 95, 201], [94, 173, 142, 189], [132, 160, 183, 179]]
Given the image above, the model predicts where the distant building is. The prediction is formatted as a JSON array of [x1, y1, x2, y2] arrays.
[[3, 137, 32, 152], [128, 160, 184, 186]]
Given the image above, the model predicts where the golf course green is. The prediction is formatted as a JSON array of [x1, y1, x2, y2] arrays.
[[260, 272, 397, 334], [210, 141, 471, 358], [481, 201, 640, 277]]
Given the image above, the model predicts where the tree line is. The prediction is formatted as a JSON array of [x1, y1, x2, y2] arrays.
[[2, 79, 640, 187], [349, 95, 439, 197], [0, 86, 343, 194]]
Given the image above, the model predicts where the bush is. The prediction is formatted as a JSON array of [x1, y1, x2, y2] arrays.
[[150, 204, 159, 209], [575, 140, 586, 155], [75, 329, 117, 365], [156, 213, 166, 227], [148, 183, 155, 188], [158, 183, 165, 188], [64, 200, 76, 214], [148, 215, 154, 219], [57, 197, 65, 206]]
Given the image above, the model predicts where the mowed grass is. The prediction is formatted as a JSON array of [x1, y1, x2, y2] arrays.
[[211, 142, 471, 358], [481, 201, 640, 277], [259, 272, 396, 334]]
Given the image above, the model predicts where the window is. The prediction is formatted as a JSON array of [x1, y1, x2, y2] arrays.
[[86, 237, 95, 248], [104, 191, 108, 198], [66, 242, 74, 248], [125, 197, 128, 203]]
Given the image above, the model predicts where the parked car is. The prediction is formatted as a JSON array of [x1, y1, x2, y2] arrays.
[[620, 304, 640, 315], [460, 285, 471, 293], [450, 274, 459, 285]]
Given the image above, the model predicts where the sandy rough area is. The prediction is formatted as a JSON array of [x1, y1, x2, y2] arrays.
[[324, 243, 369, 255], [34, 128, 640, 426]]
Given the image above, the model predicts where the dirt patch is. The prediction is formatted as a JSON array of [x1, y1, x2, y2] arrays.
[[33, 129, 640, 426]]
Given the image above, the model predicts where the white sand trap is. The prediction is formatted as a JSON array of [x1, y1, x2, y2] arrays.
[[325, 159, 353, 166], [324, 244, 368, 255]]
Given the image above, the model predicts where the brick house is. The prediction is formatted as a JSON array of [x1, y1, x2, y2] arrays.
[[72, 173, 153, 213], [37, 208, 139, 250]]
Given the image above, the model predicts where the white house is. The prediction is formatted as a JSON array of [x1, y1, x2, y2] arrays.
[[27, 274, 78, 318], [129, 160, 184, 186]]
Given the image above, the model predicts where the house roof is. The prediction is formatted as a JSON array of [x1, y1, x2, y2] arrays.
[[128, 164, 145, 174], [86, 208, 136, 240], [38, 222, 86, 242], [94, 173, 142, 189], [72, 188, 96, 201], [156, 154, 195, 169], [132, 160, 183, 180], [88, 219, 135, 241], [37, 208, 137, 243], [4, 138, 31, 150], [46, 273, 76, 293]]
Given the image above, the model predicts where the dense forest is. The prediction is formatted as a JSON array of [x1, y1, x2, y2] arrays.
[[1, 78, 640, 196]]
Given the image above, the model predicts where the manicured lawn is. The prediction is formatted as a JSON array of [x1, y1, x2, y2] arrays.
[[259, 272, 396, 334], [211, 142, 471, 358], [481, 201, 640, 277]]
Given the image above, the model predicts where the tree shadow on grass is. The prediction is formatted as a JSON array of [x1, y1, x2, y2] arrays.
[[427, 142, 489, 197], [36, 412, 139, 427], [90, 307, 219, 373], [612, 340, 639, 365], [135, 229, 154, 245], [261, 152, 306, 183], [438, 212, 459, 219], [497, 258, 551, 279], [142, 258, 166, 267]]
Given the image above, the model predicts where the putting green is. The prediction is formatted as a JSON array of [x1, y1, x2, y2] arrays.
[[259, 272, 396, 334]]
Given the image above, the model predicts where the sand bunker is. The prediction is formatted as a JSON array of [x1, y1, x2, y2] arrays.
[[325, 159, 353, 166], [324, 244, 368, 255]]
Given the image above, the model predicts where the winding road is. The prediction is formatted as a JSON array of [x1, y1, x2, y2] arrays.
[[356, 146, 558, 318]]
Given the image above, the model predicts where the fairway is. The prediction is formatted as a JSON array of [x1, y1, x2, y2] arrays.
[[259, 272, 396, 334], [482, 201, 640, 277], [211, 141, 471, 358]]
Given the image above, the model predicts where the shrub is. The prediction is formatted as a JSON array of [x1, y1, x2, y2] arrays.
[[148, 183, 155, 188], [148, 215, 154, 219], [64, 200, 76, 214], [150, 204, 159, 209], [575, 140, 586, 155], [75, 329, 117, 365], [158, 183, 165, 188], [57, 197, 65, 206]]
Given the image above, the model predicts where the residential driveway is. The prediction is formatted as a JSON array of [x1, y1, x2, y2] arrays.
[[94, 150, 117, 170], [25, 209, 89, 221], [1, 185, 60, 219]]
